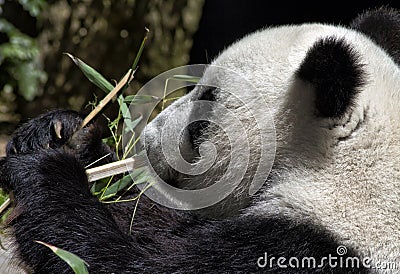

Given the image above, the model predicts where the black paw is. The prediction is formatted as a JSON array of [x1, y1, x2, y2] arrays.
[[6, 109, 115, 167], [6, 109, 84, 155]]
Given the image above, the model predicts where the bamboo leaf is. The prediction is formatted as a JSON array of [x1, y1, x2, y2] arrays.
[[81, 70, 133, 128], [36, 241, 89, 274], [102, 174, 134, 199], [91, 178, 109, 195], [172, 75, 200, 83], [64, 53, 114, 93], [131, 28, 149, 69], [124, 95, 160, 105], [124, 114, 143, 133], [102, 167, 147, 199], [118, 96, 137, 133]]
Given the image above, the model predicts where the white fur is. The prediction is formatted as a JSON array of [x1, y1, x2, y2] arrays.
[[144, 23, 400, 271]]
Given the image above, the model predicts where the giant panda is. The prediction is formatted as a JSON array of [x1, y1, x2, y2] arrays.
[[0, 7, 399, 273]]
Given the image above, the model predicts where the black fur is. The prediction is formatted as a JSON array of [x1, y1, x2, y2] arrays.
[[197, 86, 218, 101], [187, 120, 210, 148], [6, 109, 115, 167], [6, 110, 83, 155], [187, 87, 218, 148], [351, 7, 400, 65], [0, 110, 367, 273], [296, 37, 365, 118], [1, 151, 137, 273]]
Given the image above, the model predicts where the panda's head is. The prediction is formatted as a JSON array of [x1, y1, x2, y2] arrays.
[[139, 10, 400, 222]]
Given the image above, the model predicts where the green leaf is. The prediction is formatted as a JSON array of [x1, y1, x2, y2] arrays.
[[65, 53, 114, 93], [102, 136, 116, 147], [36, 241, 89, 274], [102, 174, 134, 199], [0, 18, 47, 100], [172, 75, 200, 83], [0, 42, 38, 61], [124, 95, 160, 105], [118, 96, 131, 118], [131, 28, 149, 71], [102, 167, 148, 199], [124, 114, 142, 134], [118, 96, 137, 133], [90, 178, 109, 195], [17, 0, 46, 17], [0, 189, 8, 205], [0, 19, 15, 33]]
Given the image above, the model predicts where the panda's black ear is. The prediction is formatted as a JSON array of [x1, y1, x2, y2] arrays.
[[351, 7, 400, 65], [296, 37, 365, 118]]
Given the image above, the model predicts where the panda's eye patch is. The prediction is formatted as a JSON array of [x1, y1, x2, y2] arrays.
[[188, 120, 210, 148], [198, 87, 218, 101]]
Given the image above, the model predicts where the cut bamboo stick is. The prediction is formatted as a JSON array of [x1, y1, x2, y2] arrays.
[[0, 198, 10, 214], [86, 157, 135, 182], [81, 69, 134, 128], [0, 158, 137, 215]]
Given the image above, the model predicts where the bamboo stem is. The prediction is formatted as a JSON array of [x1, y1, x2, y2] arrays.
[[0, 158, 136, 215], [81, 69, 133, 128], [86, 157, 135, 182], [0, 198, 10, 214]]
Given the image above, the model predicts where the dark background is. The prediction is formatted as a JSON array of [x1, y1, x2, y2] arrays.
[[190, 0, 400, 64]]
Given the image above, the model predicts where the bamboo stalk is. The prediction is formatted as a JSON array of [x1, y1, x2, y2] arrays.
[[81, 69, 134, 128], [0, 198, 10, 214], [0, 158, 136, 215], [86, 157, 135, 182]]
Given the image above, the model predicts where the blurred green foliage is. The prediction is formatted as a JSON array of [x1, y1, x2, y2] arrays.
[[0, 0, 203, 133], [17, 0, 46, 17], [0, 0, 47, 105]]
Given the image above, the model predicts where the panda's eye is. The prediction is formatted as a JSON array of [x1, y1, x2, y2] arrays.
[[198, 87, 218, 101], [188, 120, 210, 148], [185, 86, 219, 151], [336, 108, 367, 141]]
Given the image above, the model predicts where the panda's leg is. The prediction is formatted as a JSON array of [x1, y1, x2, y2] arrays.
[[0, 150, 148, 273]]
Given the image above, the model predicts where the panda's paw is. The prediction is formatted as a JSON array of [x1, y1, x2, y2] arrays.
[[7, 109, 116, 167], [6, 109, 84, 155], [64, 121, 117, 167], [6, 109, 113, 163]]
